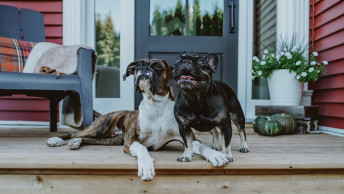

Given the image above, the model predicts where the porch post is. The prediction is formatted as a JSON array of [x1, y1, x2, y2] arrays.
[[276, 0, 309, 48]]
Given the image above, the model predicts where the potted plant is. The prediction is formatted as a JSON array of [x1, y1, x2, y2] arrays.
[[251, 44, 327, 106]]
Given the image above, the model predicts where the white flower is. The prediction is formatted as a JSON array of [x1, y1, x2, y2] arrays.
[[281, 52, 285, 56], [264, 49, 268, 54], [260, 61, 266, 65], [258, 71, 263, 76], [317, 70, 320, 73], [301, 72, 307, 77], [252, 76, 256, 80], [287, 55, 292, 59], [291, 46, 298, 52], [262, 55, 266, 60], [313, 52, 318, 56], [271, 54, 275, 58], [252, 56, 259, 62], [276, 55, 281, 60], [296, 61, 301, 66], [311, 61, 316, 65], [323, 61, 328, 65], [309, 67, 314, 72], [296, 75, 301, 80]]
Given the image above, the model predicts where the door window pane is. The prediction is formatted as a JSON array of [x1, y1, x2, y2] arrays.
[[252, 0, 276, 99], [150, 0, 223, 36], [95, 0, 120, 98], [188, 0, 223, 36], [150, 0, 186, 36]]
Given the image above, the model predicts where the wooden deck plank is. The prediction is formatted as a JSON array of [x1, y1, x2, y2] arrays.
[[0, 128, 343, 174], [1, 174, 344, 194]]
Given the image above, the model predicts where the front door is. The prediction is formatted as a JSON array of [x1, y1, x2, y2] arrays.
[[135, 0, 239, 107]]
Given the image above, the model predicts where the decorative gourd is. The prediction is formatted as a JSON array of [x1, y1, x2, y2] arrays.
[[253, 115, 269, 133], [271, 113, 296, 134], [258, 119, 282, 136]]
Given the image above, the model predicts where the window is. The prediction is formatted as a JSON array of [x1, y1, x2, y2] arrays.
[[150, 0, 224, 36], [252, 0, 276, 99]]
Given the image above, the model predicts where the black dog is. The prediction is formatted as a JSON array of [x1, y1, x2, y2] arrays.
[[173, 52, 249, 162]]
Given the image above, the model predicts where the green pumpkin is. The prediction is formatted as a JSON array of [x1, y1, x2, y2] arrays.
[[253, 115, 269, 133], [258, 119, 282, 136], [271, 113, 296, 134]]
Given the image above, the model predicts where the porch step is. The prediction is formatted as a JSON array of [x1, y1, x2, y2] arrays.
[[0, 128, 344, 193]]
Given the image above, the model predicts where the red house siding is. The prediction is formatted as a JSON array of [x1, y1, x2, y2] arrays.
[[310, 0, 344, 129], [0, 0, 63, 122]]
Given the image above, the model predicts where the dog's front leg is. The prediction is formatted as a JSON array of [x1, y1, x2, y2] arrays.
[[219, 121, 234, 162], [128, 142, 155, 181], [177, 124, 193, 162]]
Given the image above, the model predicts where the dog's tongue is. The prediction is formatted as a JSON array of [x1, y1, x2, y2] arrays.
[[180, 75, 195, 80]]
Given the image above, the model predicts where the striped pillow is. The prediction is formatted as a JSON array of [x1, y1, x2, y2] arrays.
[[0, 37, 36, 72]]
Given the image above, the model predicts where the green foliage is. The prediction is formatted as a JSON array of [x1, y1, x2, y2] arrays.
[[251, 38, 327, 83], [95, 13, 120, 68]]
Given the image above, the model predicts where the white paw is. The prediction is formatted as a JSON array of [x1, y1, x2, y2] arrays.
[[68, 138, 82, 150], [177, 150, 193, 162], [137, 156, 155, 181], [239, 142, 250, 153], [47, 137, 66, 147], [206, 150, 231, 167]]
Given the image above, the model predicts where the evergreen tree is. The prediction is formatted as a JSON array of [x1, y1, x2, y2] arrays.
[[193, 0, 201, 36], [201, 12, 211, 35], [95, 13, 120, 68]]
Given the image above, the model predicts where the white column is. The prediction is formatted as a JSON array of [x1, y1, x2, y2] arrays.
[[276, 0, 309, 47], [63, 0, 86, 45]]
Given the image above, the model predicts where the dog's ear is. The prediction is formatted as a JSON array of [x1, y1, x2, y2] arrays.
[[123, 60, 141, 81], [179, 51, 187, 57], [163, 60, 174, 87], [205, 53, 219, 73]]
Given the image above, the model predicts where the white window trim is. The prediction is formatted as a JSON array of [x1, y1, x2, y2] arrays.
[[241, 0, 310, 121], [63, 0, 135, 114]]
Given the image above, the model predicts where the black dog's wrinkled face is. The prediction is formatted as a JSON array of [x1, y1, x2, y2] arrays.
[[174, 52, 219, 94], [123, 58, 174, 94]]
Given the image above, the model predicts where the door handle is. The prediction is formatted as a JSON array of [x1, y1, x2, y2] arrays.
[[228, 0, 235, 33]]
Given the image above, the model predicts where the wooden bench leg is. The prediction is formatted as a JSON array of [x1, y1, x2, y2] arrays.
[[50, 98, 58, 132]]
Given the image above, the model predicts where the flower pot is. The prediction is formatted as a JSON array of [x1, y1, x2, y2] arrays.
[[267, 69, 304, 106]]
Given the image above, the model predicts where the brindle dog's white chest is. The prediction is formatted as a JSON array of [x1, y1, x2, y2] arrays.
[[138, 94, 180, 150]]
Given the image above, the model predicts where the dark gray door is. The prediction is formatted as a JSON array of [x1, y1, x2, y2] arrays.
[[135, 0, 238, 108]]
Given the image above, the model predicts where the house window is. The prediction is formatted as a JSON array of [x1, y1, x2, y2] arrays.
[[95, 0, 121, 98], [252, 0, 276, 99], [150, 0, 223, 36]]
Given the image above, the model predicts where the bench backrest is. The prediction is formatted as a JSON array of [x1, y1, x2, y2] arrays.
[[0, 5, 45, 42]]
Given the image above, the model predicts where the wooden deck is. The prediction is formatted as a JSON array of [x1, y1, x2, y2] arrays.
[[1, 127, 344, 193]]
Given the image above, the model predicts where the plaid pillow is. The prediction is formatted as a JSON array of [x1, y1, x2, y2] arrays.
[[0, 37, 36, 72]]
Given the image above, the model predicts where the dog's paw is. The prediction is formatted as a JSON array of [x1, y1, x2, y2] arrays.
[[239, 146, 250, 153], [206, 150, 231, 167], [68, 138, 82, 150], [239, 142, 250, 153], [177, 151, 193, 162], [47, 137, 66, 147], [137, 156, 155, 181]]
